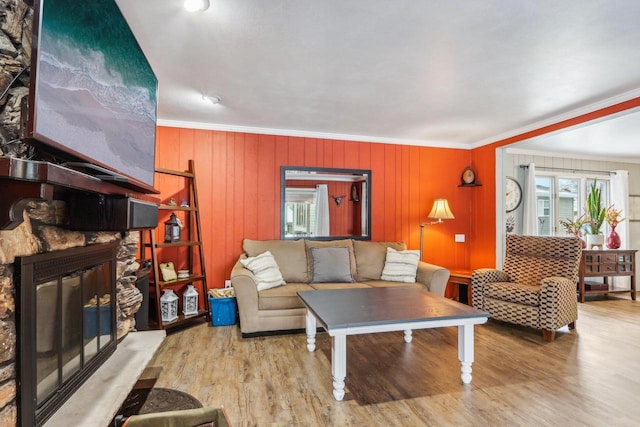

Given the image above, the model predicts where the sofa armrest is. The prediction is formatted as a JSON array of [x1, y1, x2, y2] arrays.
[[471, 268, 510, 310], [539, 277, 578, 330], [230, 256, 260, 333], [415, 262, 450, 297]]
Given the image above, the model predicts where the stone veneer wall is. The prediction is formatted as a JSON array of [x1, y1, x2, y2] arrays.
[[1, 2, 144, 424], [1, 0, 31, 157], [0, 202, 144, 425]]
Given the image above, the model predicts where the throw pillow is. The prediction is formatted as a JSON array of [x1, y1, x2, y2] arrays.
[[310, 246, 354, 283], [380, 247, 420, 283], [240, 251, 286, 291]]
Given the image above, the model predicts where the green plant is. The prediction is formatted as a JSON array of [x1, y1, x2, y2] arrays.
[[560, 213, 591, 237], [585, 179, 606, 235]]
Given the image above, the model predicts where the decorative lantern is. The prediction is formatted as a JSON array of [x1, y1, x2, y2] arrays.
[[183, 284, 199, 316], [164, 212, 181, 243], [160, 289, 178, 323]]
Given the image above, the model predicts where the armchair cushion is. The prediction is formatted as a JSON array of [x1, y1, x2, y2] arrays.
[[484, 282, 540, 306]]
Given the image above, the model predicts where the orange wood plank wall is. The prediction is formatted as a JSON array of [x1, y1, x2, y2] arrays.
[[155, 126, 474, 289], [467, 95, 640, 270]]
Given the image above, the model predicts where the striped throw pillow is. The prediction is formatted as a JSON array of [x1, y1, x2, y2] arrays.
[[380, 247, 420, 283], [240, 251, 286, 291]]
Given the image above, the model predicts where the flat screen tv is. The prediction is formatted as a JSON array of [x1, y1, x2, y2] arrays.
[[27, 0, 158, 193]]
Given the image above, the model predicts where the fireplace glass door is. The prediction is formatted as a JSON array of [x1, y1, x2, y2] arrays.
[[18, 242, 117, 427]]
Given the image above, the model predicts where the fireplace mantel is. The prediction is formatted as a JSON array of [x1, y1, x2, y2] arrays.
[[0, 157, 159, 229]]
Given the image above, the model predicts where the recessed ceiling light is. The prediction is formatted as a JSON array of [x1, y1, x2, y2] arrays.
[[202, 94, 221, 105], [184, 0, 210, 13]]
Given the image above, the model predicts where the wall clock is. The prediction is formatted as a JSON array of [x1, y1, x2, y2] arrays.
[[505, 177, 522, 212], [461, 166, 476, 185]]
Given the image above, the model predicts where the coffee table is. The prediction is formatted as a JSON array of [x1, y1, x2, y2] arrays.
[[297, 287, 489, 400]]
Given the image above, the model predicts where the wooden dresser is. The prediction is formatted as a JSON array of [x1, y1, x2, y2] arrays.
[[578, 249, 637, 302]]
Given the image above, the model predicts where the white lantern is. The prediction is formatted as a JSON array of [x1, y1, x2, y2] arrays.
[[183, 284, 199, 316], [160, 289, 178, 323]]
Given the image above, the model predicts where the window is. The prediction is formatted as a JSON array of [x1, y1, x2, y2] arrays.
[[533, 173, 610, 236], [284, 188, 317, 237]]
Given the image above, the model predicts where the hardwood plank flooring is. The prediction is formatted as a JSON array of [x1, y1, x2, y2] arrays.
[[147, 296, 640, 426]]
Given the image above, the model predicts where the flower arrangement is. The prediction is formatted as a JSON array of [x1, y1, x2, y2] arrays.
[[560, 213, 591, 238], [605, 205, 625, 228]]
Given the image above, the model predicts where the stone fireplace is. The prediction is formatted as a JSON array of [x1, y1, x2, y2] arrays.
[[1, 1, 156, 424], [0, 200, 146, 425]]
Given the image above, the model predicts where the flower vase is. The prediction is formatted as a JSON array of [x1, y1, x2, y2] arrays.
[[606, 225, 621, 249]]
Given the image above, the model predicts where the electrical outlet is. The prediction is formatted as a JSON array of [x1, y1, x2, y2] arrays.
[[455, 234, 465, 243], [224, 280, 232, 288]]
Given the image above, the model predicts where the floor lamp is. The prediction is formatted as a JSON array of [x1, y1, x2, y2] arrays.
[[420, 199, 455, 260]]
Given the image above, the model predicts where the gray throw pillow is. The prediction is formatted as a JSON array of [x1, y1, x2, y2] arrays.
[[310, 246, 354, 283]]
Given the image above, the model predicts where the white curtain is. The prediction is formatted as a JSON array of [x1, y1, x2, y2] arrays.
[[522, 162, 538, 235], [315, 184, 330, 236], [610, 170, 630, 249]]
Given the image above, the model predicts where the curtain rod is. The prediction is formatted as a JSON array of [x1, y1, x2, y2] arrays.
[[519, 165, 615, 175]]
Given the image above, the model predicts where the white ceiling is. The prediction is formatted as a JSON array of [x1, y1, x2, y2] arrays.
[[116, 0, 640, 160]]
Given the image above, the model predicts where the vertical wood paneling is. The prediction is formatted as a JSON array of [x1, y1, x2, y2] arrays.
[[370, 143, 386, 239], [156, 127, 472, 289], [470, 144, 497, 269], [257, 134, 276, 240], [384, 145, 397, 241]]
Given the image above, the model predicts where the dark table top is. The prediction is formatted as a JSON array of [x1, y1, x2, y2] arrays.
[[297, 287, 488, 330]]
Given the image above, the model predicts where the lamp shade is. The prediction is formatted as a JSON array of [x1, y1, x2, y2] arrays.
[[428, 199, 455, 221]]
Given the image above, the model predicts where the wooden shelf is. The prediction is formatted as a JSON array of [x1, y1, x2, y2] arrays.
[[142, 160, 210, 330], [158, 205, 197, 211], [153, 241, 202, 249], [152, 274, 206, 289], [458, 183, 482, 187], [160, 309, 209, 330]]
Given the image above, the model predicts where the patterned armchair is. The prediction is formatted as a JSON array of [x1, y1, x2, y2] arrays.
[[472, 234, 582, 341]]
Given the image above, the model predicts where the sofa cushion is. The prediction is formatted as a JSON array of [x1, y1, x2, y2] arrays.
[[310, 246, 355, 283], [258, 283, 314, 310], [243, 239, 309, 283], [305, 239, 357, 280], [381, 247, 420, 282], [309, 282, 371, 290], [363, 280, 423, 289], [240, 251, 286, 291], [353, 241, 407, 281]]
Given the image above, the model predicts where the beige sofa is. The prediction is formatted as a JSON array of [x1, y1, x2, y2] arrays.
[[230, 238, 450, 336]]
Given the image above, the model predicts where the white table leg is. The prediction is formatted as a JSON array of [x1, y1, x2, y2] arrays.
[[458, 323, 475, 384], [331, 334, 347, 400], [306, 311, 316, 352], [404, 329, 412, 343]]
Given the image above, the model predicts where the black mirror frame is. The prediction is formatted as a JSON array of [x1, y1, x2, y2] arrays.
[[280, 166, 372, 241]]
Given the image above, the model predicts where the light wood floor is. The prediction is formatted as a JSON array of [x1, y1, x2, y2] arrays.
[[147, 296, 640, 426]]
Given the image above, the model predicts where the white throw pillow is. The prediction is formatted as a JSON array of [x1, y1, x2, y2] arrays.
[[380, 247, 420, 283], [240, 251, 286, 291]]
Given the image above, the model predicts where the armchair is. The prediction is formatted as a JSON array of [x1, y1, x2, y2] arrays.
[[472, 234, 582, 341]]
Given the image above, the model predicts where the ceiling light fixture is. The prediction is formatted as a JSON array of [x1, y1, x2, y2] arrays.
[[184, 0, 210, 13], [202, 94, 221, 105]]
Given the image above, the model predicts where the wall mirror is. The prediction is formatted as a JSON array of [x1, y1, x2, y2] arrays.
[[280, 166, 371, 240]]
